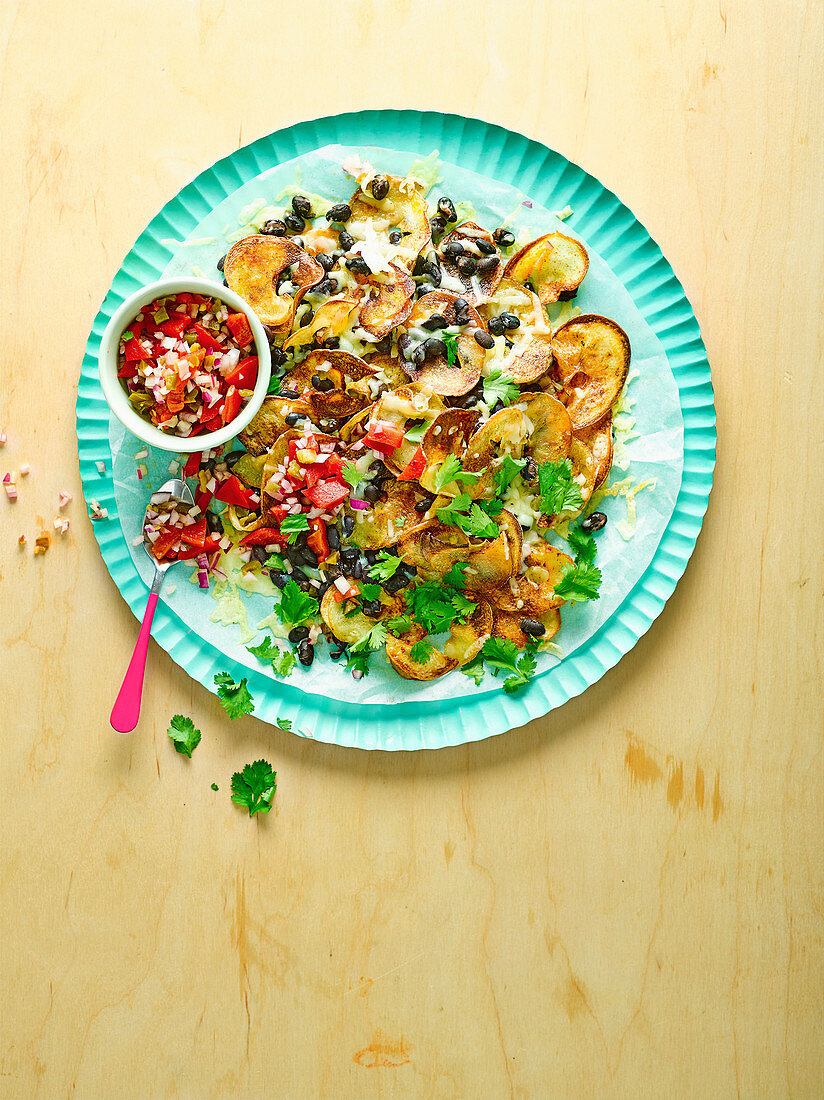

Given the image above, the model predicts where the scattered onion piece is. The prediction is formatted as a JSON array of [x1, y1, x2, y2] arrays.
[[58, 490, 72, 508], [20, 464, 30, 476], [196, 553, 210, 589], [348, 498, 370, 510], [96, 461, 107, 474]]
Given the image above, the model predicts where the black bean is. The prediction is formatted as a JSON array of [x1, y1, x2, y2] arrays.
[[522, 457, 538, 482], [487, 315, 505, 337], [250, 545, 268, 564], [299, 307, 314, 327], [270, 569, 290, 589], [316, 252, 334, 271], [476, 256, 499, 277], [492, 227, 515, 247], [321, 336, 340, 349], [414, 497, 433, 513], [389, 230, 403, 244], [289, 567, 308, 584], [222, 277, 229, 287], [457, 255, 477, 276], [490, 400, 504, 414], [365, 550, 379, 564], [284, 211, 305, 234], [474, 330, 494, 349], [316, 278, 338, 296], [423, 260, 442, 286], [223, 450, 244, 467], [285, 413, 302, 426], [326, 525, 340, 550], [326, 203, 351, 223], [292, 194, 312, 219], [346, 256, 371, 275], [279, 387, 299, 399], [339, 546, 359, 567], [422, 312, 448, 331], [437, 197, 457, 222], [206, 512, 223, 535], [500, 311, 521, 331], [261, 218, 287, 236], [429, 215, 446, 236], [341, 514, 355, 538], [442, 240, 464, 258], [453, 297, 469, 314], [351, 558, 365, 580], [581, 511, 608, 532], [317, 377, 335, 392], [271, 347, 287, 367], [424, 337, 447, 359], [411, 343, 427, 368], [338, 230, 355, 252], [413, 254, 427, 277], [397, 333, 413, 360], [310, 373, 323, 390], [370, 175, 389, 200], [520, 618, 546, 638], [476, 238, 496, 255], [330, 643, 346, 661], [361, 599, 382, 618], [216, 253, 226, 272], [369, 459, 388, 476], [416, 282, 436, 297], [462, 395, 478, 407], [299, 547, 319, 568], [363, 483, 382, 503], [289, 625, 310, 643], [297, 639, 315, 666], [374, 335, 392, 354], [383, 570, 411, 594], [317, 580, 332, 599]]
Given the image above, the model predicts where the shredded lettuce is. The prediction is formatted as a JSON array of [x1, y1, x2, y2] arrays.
[[454, 199, 478, 223], [209, 582, 255, 644], [611, 367, 640, 469], [545, 300, 582, 333], [588, 476, 656, 541], [406, 150, 442, 195], [274, 178, 336, 211]]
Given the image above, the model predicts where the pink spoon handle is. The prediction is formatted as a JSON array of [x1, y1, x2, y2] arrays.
[[110, 581, 161, 734]]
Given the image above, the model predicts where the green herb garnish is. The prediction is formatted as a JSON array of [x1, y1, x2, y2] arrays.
[[167, 714, 201, 757], [214, 673, 255, 720], [230, 759, 277, 816]]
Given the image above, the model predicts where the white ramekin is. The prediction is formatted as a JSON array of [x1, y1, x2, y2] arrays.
[[98, 277, 271, 453]]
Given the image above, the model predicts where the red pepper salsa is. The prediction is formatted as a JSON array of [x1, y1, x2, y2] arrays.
[[117, 294, 259, 437]]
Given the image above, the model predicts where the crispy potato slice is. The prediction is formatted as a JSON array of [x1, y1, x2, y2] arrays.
[[462, 509, 523, 589], [224, 235, 323, 329], [418, 408, 481, 494], [402, 292, 486, 396], [492, 607, 561, 648], [488, 542, 573, 615], [386, 626, 458, 681], [368, 383, 446, 474], [462, 407, 531, 498], [439, 221, 503, 305], [552, 315, 630, 431], [283, 349, 376, 419], [357, 263, 415, 339], [320, 588, 404, 645], [443, 598, 494, 664], [480, 278, 555, 384], [575, 413, 613, 489], [283, 296, 360, 350], [237, 394, 315, 456], [348, 176, 431, 272], [344, 480, 441, 550], [504, 232, 589, 304], [364, 352, 410, 390], [521, 392, 572, 464]]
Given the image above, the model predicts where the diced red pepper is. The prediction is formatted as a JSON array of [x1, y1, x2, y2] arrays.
[[288, 432, 319, 462], [160, 312, 191, 338], [150, 527, 180, 561], [225, 355, 258, 391], [174, 535, 221, 561], [363, 420, 404, 453], [213, 473, 256, 510], [178, 515, 208, 549], [117, 362, 136, 378], [191, 322, 223, 352], [124, 337, 148, 361], [304, 478, 349, 509], [324, 453, 344, 476], [240, 527, 287, 548], [183, 452, 202, 478], [307, 518, 330, 562], [225, 312, 254, 348], [397, 445, 426, 481], [177, 292, 194, 304], [332, 580, 360, 602], [221, 386, 243, 425], [304, 464, 324, 490], [195, 488, 213, 511]]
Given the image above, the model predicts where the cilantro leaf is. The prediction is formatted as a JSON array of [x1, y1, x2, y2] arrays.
[[246, 635, 281, 661], [230, 759, 277, 816], [351, 622, 388, 652], [386, 613, 412, 635], [341, 460, 363, 491], [281, 514, 310, 544], [264, 551, 286, 572], [436, 492, 472, 526], [451, 591, 478, 619], [214, 672, 255, 720], [271, 649, 296, 677], [409, 639, 435, 663], [345, 648, 371, 676], [433, 455, 480, 493], [567, 525, 597, 566], [357, 581, 383, 601], [460, 658, 486, 686], [480, 638, 537, 694], [275, 580, 319, 629], [483, 367, 520, 408], [442, 330, 459, 366], [494, 455, 527, 496], [442, 561, 469, 588], [553, 561, 602, 603], [538, 460, 584, 516], [404, 420, 427, 444], [478, 495, 504, 517], [211, 782, 219, 791], [369, 551, 402, 583], [267, 375, 281, 395], [456, 504, 499, 539], [409, 581, 474, 635], [167, 714, 201, 758], [276, 717, 292, 731]]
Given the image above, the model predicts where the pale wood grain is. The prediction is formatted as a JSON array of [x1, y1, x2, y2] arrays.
[[1, 0, 822, 1097]]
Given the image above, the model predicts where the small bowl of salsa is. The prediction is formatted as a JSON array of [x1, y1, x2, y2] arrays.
[[98, 277, 271, 453]]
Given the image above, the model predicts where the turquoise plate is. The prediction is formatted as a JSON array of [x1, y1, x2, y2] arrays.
[[77, 110, 715, 750]]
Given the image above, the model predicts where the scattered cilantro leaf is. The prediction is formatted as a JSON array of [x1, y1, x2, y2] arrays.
[[553, 561, 602, 603], [451, 591, 478, 620], [264, 551, 286, 572], [271, 649, 296, 677], [214, 672, 255, 720], [442, 561, 470, 589], [167, 714, 201, 758], [341, 460, 363, 491], [276, 717, 292, 731], [409, 639, 435, 663], [456, 504, 499, 539], [369, 551, 403, 583], [461, 658, 486, 686], [436, 492, 472, 526], [480, 638, 537, 694], [266, 375, 281, 395], [386, 613, 412, 635], [433, 455, 480, 492], [230, 759, 277, 817], [442, 330, 459, 366], [275, 580, 319, 629], [211, 782, 219, 791], [404, 420, 427, 444], [494, 455, 527, 496], [478, 495, 504, 517], [409, 581, 473, 635], [351, 622, 388, 652], [483, 367, 520, 408], [538, 460, 584, 516], [567, 525, 597, 566], [281, 514, 310, 544], [246, 635, 281, 661], [121, 330, 134, 341], [357, 581, 383, 601], [345, 648, 371, 676]]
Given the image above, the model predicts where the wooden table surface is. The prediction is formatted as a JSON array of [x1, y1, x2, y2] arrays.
[[2, 1, 822, 1097]]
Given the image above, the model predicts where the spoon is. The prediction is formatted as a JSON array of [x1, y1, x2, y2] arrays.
[[110, 477, 195, 733]]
